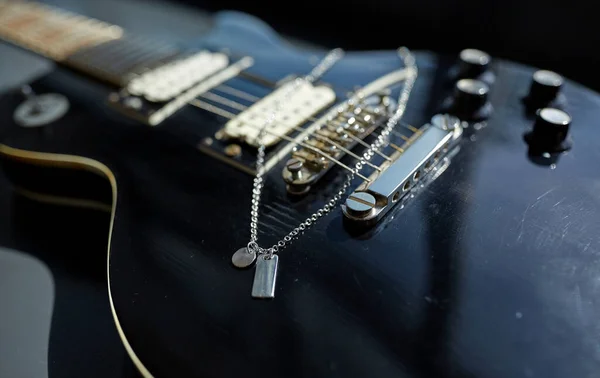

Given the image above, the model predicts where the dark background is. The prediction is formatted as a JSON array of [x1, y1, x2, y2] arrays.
[[170, 0, 598, 91]]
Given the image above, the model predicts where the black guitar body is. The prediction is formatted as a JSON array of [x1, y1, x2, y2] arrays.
[[2, 12, 600, 378]]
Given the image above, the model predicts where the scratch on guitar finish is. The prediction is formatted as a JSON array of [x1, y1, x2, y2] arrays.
[[517, 188, 556, 242]]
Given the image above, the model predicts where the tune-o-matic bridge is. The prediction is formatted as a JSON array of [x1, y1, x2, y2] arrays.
[[282, 93, 394, 194], [342, 114, 463, 228]]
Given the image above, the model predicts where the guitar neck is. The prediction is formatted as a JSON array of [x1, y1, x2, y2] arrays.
[[0, 0, 181, 85]]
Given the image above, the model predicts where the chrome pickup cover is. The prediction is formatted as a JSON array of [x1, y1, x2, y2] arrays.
[[127, 51, 229, 102]]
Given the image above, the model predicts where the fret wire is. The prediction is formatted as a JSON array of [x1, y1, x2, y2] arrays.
[[199, 92, 382, 171], [189, 99, 370, 181]]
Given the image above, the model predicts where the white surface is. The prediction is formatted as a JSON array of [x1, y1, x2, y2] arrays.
[[0, 248, 54, 378]]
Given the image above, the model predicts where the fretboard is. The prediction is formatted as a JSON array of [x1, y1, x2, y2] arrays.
[[0, 0, 181, 85]]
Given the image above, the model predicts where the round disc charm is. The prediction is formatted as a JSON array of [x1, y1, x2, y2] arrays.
[[232, 247, 256, 268]]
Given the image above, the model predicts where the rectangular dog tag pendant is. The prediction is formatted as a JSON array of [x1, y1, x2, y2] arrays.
[[251, 255, 278, 299]]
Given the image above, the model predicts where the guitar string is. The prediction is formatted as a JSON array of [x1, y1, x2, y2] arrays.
[[190, 77, 421, 163], [216, 83, 420, 135], [197, 87, 417, 161], [195, 89, 417, 157], [190, 94, 419, 176], [211, 85, 417, 142], [211, 84, 408, 162], [190, 98, 371, 181], [238, 69, 356, 95], [207, 88, 392, 161], [190, 94, 422, 182], [196, 92, 382, 171], [247, 47, 418, 258]]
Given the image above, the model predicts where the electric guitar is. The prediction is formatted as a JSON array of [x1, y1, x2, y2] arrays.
[[1, 1, 600, 377]]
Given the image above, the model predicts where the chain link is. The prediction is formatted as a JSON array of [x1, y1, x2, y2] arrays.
[[248, 47, 418, 258]]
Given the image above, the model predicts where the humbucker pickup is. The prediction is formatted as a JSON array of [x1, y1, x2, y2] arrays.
[[222, 80, 336, 147], [108, 55, 254, 125], [127, 51, 230, 102]]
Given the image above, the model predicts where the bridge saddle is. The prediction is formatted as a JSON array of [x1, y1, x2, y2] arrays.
[[342, 114, 463, 229], [282, 94, 393, 194]]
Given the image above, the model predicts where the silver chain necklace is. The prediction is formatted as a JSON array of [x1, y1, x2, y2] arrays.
[[232, 47, 418, 299]]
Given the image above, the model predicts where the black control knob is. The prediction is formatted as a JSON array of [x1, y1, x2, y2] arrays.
[[444, 79, 493, 121], [458, 49, 490, 78], [525, 107, 572, 152], [449, 48, 495, 86], [456, 79, 488, 109], [524, 70, 566, 110]]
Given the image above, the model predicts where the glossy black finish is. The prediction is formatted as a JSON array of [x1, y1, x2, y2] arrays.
[[447, 49, 495, 88], [0, 28, 135, 378], [2, 12, 600, 378], [524, 108, 573, 153], [442, 79, 493, 121], [523, 70, 568, 113]]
